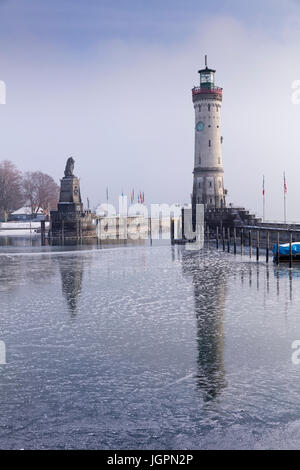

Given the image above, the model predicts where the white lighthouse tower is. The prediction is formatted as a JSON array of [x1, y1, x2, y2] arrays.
[[192, 57, 226, 209]]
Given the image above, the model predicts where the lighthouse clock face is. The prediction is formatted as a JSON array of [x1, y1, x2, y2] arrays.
[[196, 121, 204, 132]]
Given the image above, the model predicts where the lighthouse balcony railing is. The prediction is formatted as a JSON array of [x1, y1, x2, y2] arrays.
[[192, 87, 223, 95]]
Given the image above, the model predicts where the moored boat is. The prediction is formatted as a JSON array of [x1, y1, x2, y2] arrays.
[[273, 242, 300, 262]]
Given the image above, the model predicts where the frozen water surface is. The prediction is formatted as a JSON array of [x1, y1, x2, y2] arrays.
[[0, 239, 300, 449]]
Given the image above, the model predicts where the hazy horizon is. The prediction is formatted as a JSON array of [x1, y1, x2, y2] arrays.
[[1, 0, 300, 220]]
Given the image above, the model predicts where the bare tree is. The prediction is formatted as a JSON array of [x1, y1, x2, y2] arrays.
[[0, 160, 24, 221], [22, 171, 59, 214]]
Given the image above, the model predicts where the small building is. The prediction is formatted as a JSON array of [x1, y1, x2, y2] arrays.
[[9, 206, 47, 222]]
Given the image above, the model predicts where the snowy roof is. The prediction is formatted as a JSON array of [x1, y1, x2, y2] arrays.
[[11, 206, 45, 215]]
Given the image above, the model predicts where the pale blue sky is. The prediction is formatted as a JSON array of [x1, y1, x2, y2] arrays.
[[0, 0, 293, 46], [1, 0, 300, 220]]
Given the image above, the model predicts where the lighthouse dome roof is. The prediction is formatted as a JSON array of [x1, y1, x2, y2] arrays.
[[198, 66, 216, 74]]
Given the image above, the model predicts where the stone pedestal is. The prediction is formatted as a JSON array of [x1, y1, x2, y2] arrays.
[[50, 164, 96, 240]]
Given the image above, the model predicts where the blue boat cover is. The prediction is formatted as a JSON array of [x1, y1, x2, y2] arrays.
[[273, 242, 300, 255]]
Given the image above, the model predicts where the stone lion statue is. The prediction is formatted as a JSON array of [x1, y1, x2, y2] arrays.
[[64, 157, 75, 177]]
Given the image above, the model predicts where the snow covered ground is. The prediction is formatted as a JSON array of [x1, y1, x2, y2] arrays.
[[0, 222, 50, 236]]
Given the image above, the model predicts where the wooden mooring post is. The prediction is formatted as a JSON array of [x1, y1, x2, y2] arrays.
[[241, 228, 244, 255], [233, 227, 237, 255], [61, 220, 65, 245], [266, 231, 269, 263], [181, 208, 185, 240], [149, 217, 152, 246], [49, 220, 52, 244], [222, 226, 225, 252], [76, 219, 79, 241], [170, 217, 175, 245], [207, 226, 210, 250], [256, 229, 260, 261], [216, 226, 219, 249], [227, 227, 230, 253], [80, 220, 83, 243], [41, 220, 46, 246], [159, 213, 162, 237], [249, 229, 252, 258], [276, 232, 280, 266]]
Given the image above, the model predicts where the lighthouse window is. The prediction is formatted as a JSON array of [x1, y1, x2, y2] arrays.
[[208, 104, 211, 111], [198, 182, 201, 188], [210, 198, 213, 204], [218, 157, 221, 164], [221, 136, 223, 143], [209, 140, 211, 147], [209, 182, 212, 188], [208, 125, 211, 128]]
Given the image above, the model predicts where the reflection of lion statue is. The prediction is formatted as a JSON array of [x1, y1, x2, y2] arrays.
[[64, 157, 75, 177]]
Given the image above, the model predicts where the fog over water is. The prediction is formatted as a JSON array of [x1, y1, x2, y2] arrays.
[[1, 1, 300, 219]]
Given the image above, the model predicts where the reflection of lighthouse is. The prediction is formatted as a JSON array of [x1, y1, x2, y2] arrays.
[[58, 256, 85, 315], [182, 251, 226, 400], [192, 56, 226, 209]]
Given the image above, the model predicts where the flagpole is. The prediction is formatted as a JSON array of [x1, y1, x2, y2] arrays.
[[283, 172, 287, 224], [262, 175, 265, 222], [106, 187, 109, 216]]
